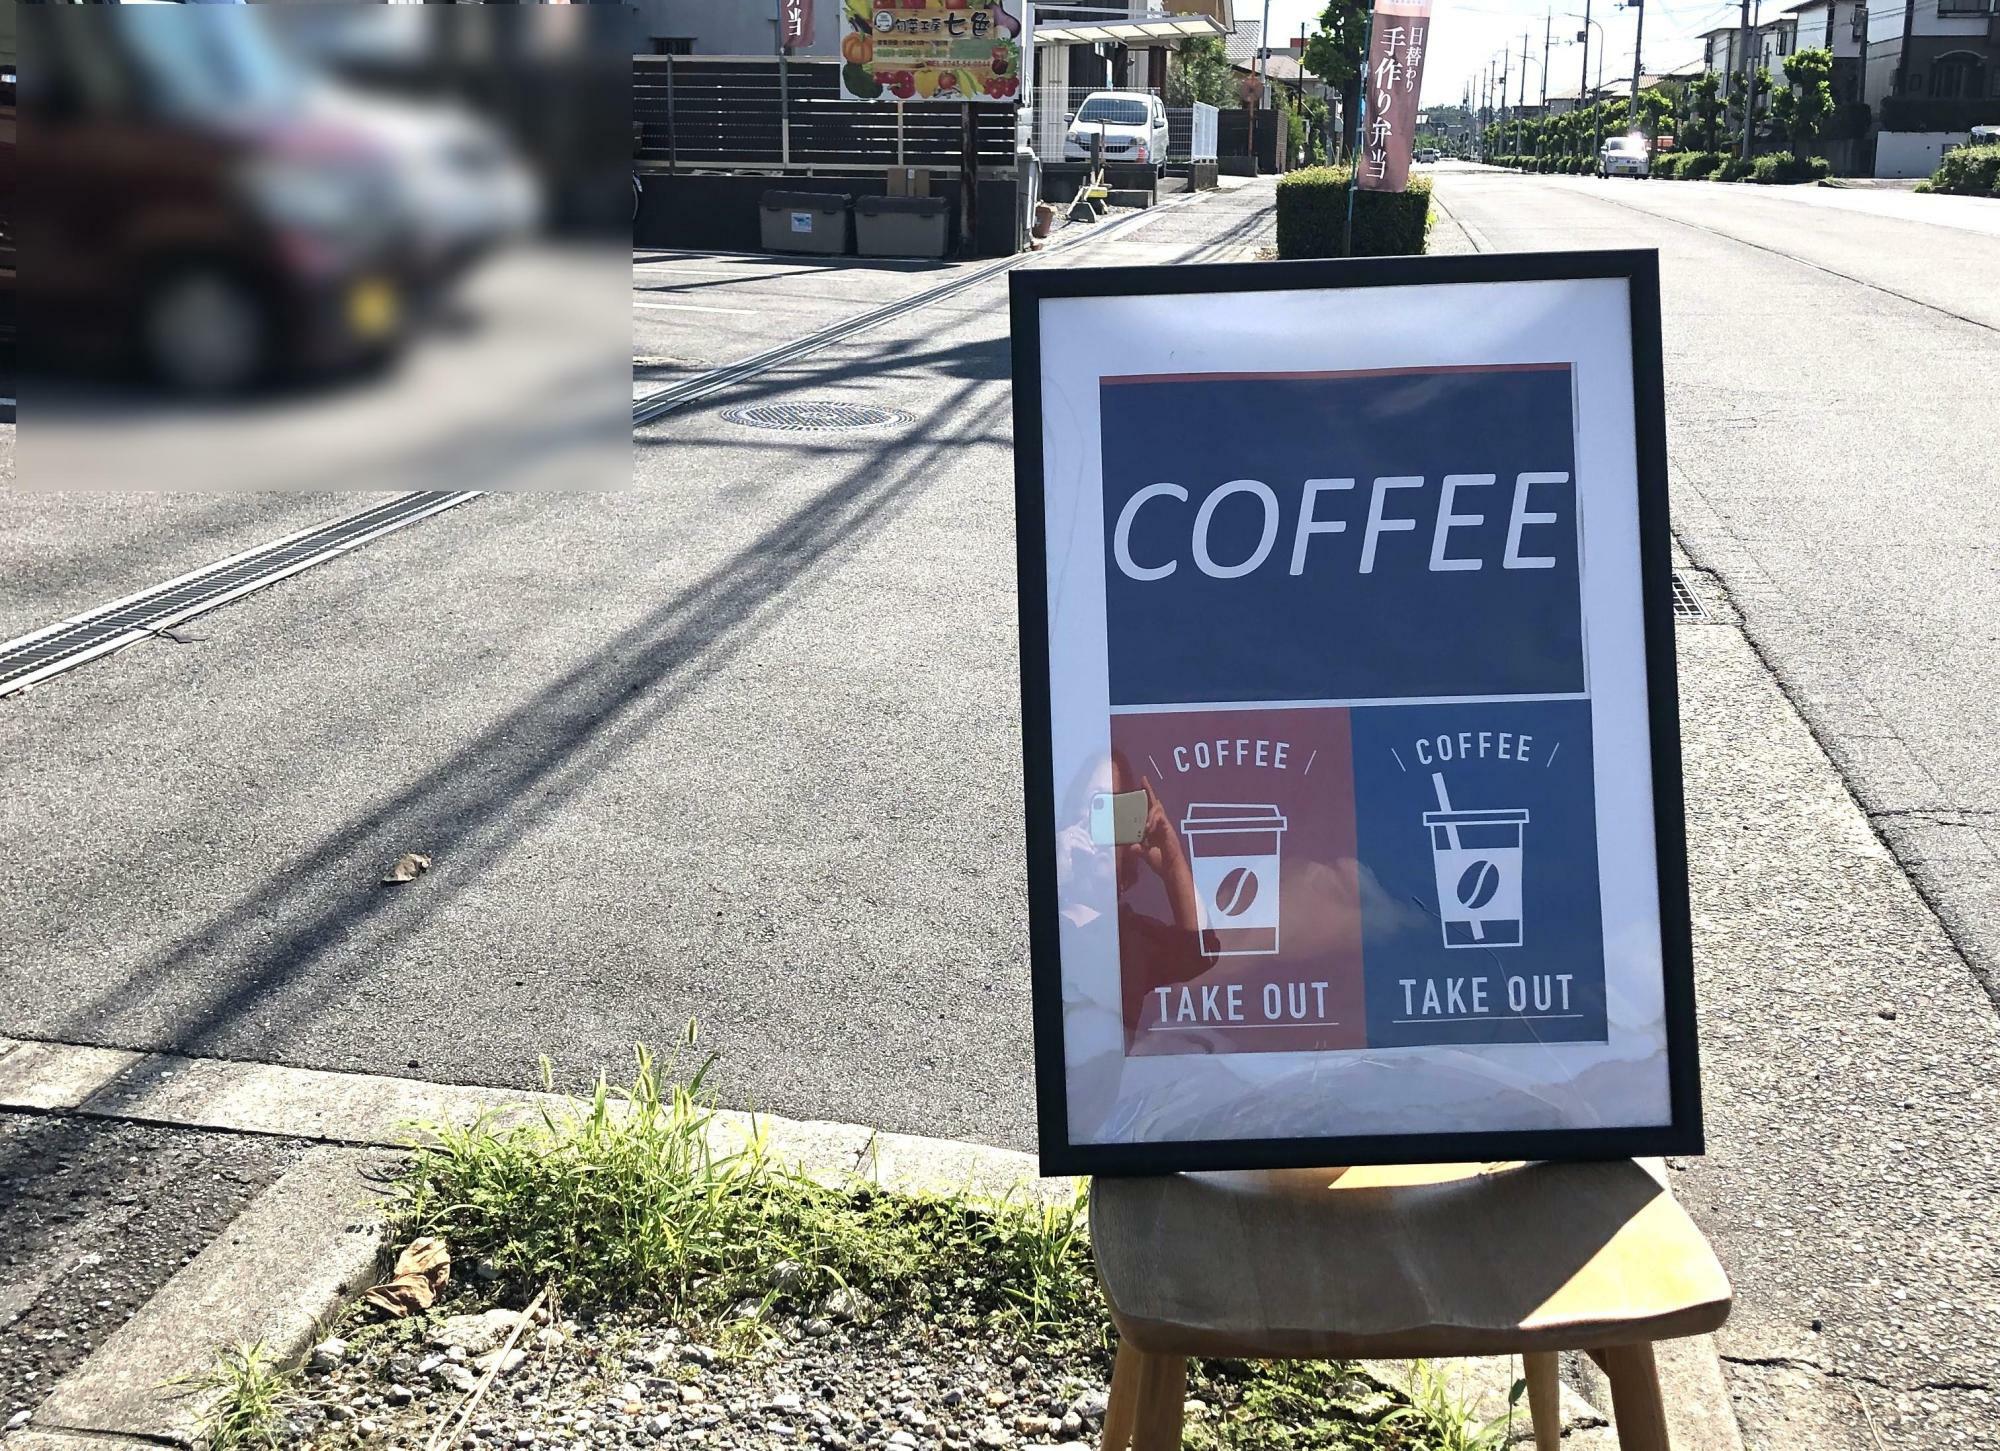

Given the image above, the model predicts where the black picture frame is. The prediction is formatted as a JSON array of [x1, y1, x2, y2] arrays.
[[1009, 249, 1702, 1179]]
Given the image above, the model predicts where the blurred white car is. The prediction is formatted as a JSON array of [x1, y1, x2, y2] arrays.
[[307, 85, 541, 283], [1063, 91, 1171, 173], [1598, 135, 1651, 178]]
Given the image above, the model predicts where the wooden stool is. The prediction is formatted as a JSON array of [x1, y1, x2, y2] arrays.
[[1090, 1159, 1731, 1451]]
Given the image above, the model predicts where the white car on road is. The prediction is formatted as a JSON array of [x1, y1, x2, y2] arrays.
[[1598, 135, 1651, 178], [1064, 91, 1171, 173]]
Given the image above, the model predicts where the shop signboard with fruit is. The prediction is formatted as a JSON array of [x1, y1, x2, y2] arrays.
[[838, 0, 1024, 103]]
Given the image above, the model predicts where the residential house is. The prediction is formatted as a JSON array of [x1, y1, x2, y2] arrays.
[[1776, 1, 1866, 104], [1861, 0, 1998, 108], [1699, 24, 1747, 92], [1035, 1, 1237, 96]]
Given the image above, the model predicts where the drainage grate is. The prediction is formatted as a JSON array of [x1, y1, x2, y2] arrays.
[[721, 401, 911, 432], [1670, 570, 1710, 621], [0, 491, 480, 697]]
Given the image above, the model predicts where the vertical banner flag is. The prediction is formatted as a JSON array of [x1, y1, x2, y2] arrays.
[[1359, 0, 1432, 191], [783, 0, 815, 50]]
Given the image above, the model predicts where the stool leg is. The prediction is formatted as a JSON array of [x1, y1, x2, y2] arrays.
[[1100, 1342, 1142, 1451], [1129, 1352, 1188, 1451], [1600, 1343, 1671, 1451], [1522, 1352, 1562, 1451]]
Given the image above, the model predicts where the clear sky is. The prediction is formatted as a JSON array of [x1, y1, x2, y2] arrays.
[[1246, 0, 1747, 108]]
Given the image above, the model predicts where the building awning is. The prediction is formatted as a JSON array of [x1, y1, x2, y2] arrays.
[[1034, 15, 1227, 46]]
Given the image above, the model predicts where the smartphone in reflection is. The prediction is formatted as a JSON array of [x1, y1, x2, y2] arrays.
[[1089, 789, 1149, 846]]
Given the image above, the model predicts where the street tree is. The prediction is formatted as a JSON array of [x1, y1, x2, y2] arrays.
[[1728, 65, 1775, 148], [1685, 72, 1723, 152], [1301, 0, 1368, 163], [1769, 47, 1834, 163], [1168, 35, 1239, 109]]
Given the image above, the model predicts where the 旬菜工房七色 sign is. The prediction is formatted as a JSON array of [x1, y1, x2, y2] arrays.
[[1010, 252, 1700, 1176], [837, 0, 1024, 102]]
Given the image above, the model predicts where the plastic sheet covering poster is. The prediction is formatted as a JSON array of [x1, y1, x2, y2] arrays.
[[1010, 254, 1702, 1174]]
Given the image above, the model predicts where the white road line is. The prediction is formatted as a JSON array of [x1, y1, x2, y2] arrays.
[[633, 300, 757, 315]]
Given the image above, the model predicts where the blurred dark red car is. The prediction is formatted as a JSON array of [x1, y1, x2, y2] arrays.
[[16, 6, 421, 393]]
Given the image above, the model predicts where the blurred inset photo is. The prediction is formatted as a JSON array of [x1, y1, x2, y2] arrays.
[[8, 0, 631, 492]]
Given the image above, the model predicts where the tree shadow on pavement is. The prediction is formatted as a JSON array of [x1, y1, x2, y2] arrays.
[[31, 368, 998, 1077]]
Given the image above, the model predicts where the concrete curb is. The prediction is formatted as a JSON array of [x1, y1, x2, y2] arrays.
[[0, 1035, 1744, 1448], [25, 1146, 396, 1448]]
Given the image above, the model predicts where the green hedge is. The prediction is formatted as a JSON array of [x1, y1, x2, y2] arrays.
[[1276, 167, 1433, 258], [1715, 155, 1754, 182], [1652, 152, 1684, 178], [1926, 143, 2000, 197], [1748, 154, 1831, 183], [1680, 151, 1724, 179]]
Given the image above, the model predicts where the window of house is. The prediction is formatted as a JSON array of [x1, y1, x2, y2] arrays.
[[1928, 51, 1987, 98], [651, 38, 694, 55], [1935, 0, 1988, 14]]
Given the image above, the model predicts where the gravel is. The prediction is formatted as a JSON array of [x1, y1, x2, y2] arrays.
[[284, 1297, 1122, 1451], [0, 1111, 308, 1424]]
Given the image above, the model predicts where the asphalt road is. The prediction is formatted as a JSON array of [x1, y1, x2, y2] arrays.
[[1431, 163, 2000, 1021], [1425, 163, 2000, 1451], [0, 188, 1269, 1150]]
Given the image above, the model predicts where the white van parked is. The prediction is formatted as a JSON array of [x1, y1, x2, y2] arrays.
[[1064, 91, 1171, 174]]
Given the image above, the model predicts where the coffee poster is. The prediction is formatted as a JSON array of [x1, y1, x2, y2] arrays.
[[1012, 255, 1701, 1174]]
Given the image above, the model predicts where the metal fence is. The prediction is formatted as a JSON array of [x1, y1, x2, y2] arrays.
[[1027, 86, 1221, 164], [637, 55, 1017, 173]]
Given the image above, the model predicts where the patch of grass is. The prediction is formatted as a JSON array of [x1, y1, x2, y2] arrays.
[[386, 1042, 1512, 1451], [388, 1034, 1100, 1350], [1188, 1361, 1401, 1450], [1381, 1359, 1525, 1451], [184, 1342, 306, 1451]]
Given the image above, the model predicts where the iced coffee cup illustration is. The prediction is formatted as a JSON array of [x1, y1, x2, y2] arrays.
[[1180, 802, 1287, 957], [1421, 773, 1528, 949]]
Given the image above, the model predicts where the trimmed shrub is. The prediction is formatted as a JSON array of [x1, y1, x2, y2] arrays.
[[1926, 143, 2000, 198], [1652, 153, 1684, 178], [1681, 151, 1724, 179], [1276, 167, 1433, 258], [1716, 155, 1754, 182], [1749, 153, 1834, 184]]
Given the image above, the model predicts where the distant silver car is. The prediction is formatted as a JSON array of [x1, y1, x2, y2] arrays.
[[1415, 147, 1440, 164], [1598, 135, 1651, 178]]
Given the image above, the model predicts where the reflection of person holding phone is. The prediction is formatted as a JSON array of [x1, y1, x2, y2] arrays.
[[1056, 751, 1229, 1140], [1063, 754, 1209, 1039]]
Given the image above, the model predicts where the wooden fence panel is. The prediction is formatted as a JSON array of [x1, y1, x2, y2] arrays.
[[636, 56, 1016, 170]]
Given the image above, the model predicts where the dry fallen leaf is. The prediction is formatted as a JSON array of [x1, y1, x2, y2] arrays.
[[363, 1235, 452, 1317], [382, 852, 432, 885]]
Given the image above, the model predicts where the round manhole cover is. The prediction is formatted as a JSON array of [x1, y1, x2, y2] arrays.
[[721, 402, 912, 432]]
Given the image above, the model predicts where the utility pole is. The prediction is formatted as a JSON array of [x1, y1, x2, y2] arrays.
[[1630, 0, 1646, 107], [1541, 10, 1551, 108], [1580, 0, 1592, 117], [1540, 10, 1551, 160], [1737, 0, 1753, 159]]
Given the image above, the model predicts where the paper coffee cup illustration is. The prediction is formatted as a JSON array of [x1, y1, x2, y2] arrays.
[[1422, 774, 1528, 949], [1180, 802, 1288, 957]]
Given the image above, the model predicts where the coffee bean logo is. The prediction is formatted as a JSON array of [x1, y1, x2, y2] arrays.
[[1456, 859, 1501, 910], [1213, 866, 1259, 917]]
